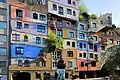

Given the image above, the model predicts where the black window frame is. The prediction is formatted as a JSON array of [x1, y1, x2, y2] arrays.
[[36, 37, 41, 44], [81, 62, 84, 67], [72, 42, 75, 47], [24, 23, 29, 28], [58, 6, 64, 15], [90, 53, 93, 58], [53, 4, 57, 10], [16, 9, 23, 18], [67, 51, 73, 57], [67, 41, 70, 46], [68, 0, 71, 4], [24, 35, 28, 42], [83, 52, 86, 58], [16, 47, 24, 55], [33, 13, 38, 19], [17, 22, 22, 29]]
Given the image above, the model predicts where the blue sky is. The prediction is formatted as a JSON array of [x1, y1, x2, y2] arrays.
[[82, 0, 120, 27]]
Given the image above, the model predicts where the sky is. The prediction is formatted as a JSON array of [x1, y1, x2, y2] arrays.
[[82, 0, 120, 27]]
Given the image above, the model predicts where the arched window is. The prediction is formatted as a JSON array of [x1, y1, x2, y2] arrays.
[[18, 60, 23, 66], [24, 35, 28, 42], [79, 53, 82, 57], [24, 60, 30, 67]]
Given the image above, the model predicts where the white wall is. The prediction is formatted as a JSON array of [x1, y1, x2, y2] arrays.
[[63, 39, 77, 49], [48, 1, 79, 20]]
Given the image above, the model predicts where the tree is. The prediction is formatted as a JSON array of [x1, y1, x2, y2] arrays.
[[101, 45, 120, 80], [90, 14, 97, 19], [79, 3, 88, 14], [45, 32, 63, 52]]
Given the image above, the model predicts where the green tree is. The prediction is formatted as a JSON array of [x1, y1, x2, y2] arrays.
[[79, 3, 88, 14], [45, 32, 63, 52], [90, 14, 97, 19]]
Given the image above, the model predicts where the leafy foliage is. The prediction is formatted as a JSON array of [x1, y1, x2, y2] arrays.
[[101, 45, 120, 79], [79, 3, 88, 14], [45, 33, 63, 52], [90, 14, 97, 19]]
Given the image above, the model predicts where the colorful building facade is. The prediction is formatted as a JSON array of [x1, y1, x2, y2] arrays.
[[0, 0, 9, 80], [8, 0, 50, 80]]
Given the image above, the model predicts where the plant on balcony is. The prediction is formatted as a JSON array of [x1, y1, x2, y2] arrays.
[[90, 14, 97, 19], [45, 32, 63, 53]]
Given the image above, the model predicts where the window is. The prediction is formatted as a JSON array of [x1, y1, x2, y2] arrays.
[[89, 43, 93, 49], [110, 39, 113, 44], [0, 48, 6, 55], [93, 23, 97, 28], [81, 62, 84, 67], [37, 25, 45, 33], [95, 54, 98, 60], [73, 1, 75, 5], [91, 61, 96, 67], [17, 22, 22, 29], [67, 41, 70, 45], [24, 35, 28, 42], [52, 62, 57, 67], [94, 45, 98, 52], [53, 4, 57, 10], [79, 33, 85, 39], [33, 13, 38, 19], [67, 9, 72, 15], [100, 20, 103, 24], [57, 29, 62, 38], [68, 0, 71, 4], [16, 47, 24, 54], [12, 34, 20, 41], [80, 24, 84, 30], [24, 24, 29, 28], [101, 46, 105, 50], [79, 53, 82, 57], [0, 35, 6, 42], [42, 38, 46, 44], [39, 14, 46, 21], [80, 43, 83, 48], [84, 43, 86, 48], [24, 60, 30, 67], [68, 61, 72, 68], [0, 22, 6, 29], [36, 72, 41, 79], [83, 53, 86, 58], [18, 60, 23, 67], [73, 11, 76, 16], [69, 32, 74, 38], [72, 42, 75, 47], [42, 61, 46, 67], [58, 6, 63, 15], [0, 61, 7, 67], [36, 62, 40, 66], [67, 51, 73, 57], [57, 20, 62, 25], [36, 37, 41, 44], [93, 36, 97, 41], [16, 9, 23, 18], [90, 53, 93, 58]]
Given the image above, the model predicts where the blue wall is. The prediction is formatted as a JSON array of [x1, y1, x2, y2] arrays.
[[77, 40, 88, 51], [11, 44, 42, 58]]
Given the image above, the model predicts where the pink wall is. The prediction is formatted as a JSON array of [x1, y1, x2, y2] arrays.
[[77, 59, 99, 72]]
